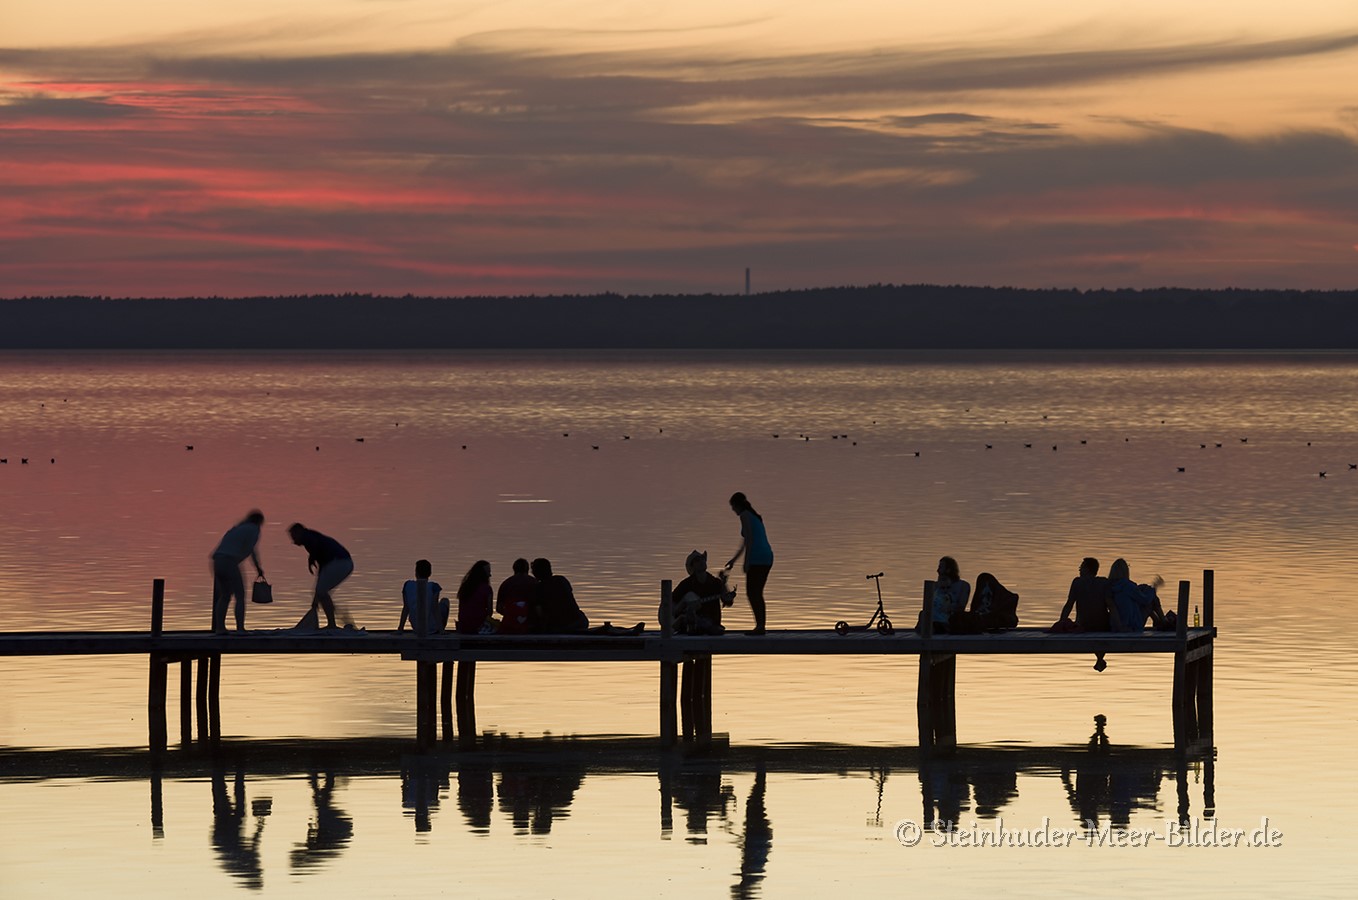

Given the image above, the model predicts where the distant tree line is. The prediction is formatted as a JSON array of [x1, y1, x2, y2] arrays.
[[2, 286, 1356, 349]]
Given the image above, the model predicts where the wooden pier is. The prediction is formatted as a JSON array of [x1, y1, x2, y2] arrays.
[[0, 573, 1217, 756]]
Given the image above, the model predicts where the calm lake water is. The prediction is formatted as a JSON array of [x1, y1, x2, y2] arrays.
[[1, 350, 1355, 897]]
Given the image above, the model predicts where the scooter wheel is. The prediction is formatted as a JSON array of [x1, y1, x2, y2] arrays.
[[878, 617, 894, 635], [834, 621, 849, 636]]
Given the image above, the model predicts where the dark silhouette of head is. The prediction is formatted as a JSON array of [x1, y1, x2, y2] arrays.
[[937, 556, 960, 581], [1080, 557, 1100, 577], [530, 558, 553, 579], [463, 561, 490, 585], [415, 559, 432, 579], [288, 523, 307, 544], [685, 549, 709, 576], [1109, 558, 1130, 581], [512, 558, 530, 575], [245, 510, 265, 526]]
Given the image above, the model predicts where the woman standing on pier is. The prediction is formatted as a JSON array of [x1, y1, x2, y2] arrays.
[[725, 492, 773, 635], [211, 510, 265, 634]]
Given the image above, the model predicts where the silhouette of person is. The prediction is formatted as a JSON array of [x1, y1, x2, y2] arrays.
[[457, 764, 494, 834], [455, 560, 495, 634], [1060, 557, 1114, 670], [399, 558, 448, 634], [724, 492, 773, 635], [495, 558, 537, 634], [732, 764, 772, 899], [1107, 558, 1167, 632], [287, 523, 353, 629], [211, 510, 265, 634], [670, 550, 735, 635], [211, 765, 266, 890], [669, 765, 735, 843], [401, 756, 447, 833], [929, 556, 970, 634], [530, 558, 589, 633], [496, 764, 585, 835], [289, 770, 354, 872]]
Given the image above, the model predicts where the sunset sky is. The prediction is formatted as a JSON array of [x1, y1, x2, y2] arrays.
[[3, 1, 1357, 297]]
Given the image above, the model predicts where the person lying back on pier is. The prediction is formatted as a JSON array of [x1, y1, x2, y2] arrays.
[[668, 550, 736, 635], [398, 559, 449, 634], [1107, 558, 1168, 633]]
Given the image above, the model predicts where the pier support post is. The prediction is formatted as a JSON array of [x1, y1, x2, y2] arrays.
[[680, 659, 694, 741], [681, 656, 712, 746], [659, 580, 679, 747], [147, 579, 168, 752], [196, 656, 210, 743], [1197, 570, 1215, 742], [455, 661, 477, 749], [179, 659, 193, 745], [148, 654, 168, 753], [416, 661, 436, 749], [207, 653, 222, 742], [660, 661, 679, 747], [1172, 580, 1196, 749], [697, 656, 713, 746], [151, 578, 164, 637], [441, 662, 455, 743]]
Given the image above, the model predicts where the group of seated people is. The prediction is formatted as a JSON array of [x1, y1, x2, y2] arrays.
[[928, 554, 1171, 672], [397, 557, 590, 635], [928, 555, 1167, 634], [1059, 556, 1169, 635], [399, 549, 739, 638], [926, 555, 1022, 635], [1056, 556, 1170, 671]]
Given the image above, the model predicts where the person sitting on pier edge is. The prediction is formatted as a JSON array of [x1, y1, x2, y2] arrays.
[[288, 523, 353, 630], [927, 556, 971, 634], [725, 491, 773, 635], [669, 550, 736, 635], [1057, 557, 1114, 671], [455, 560, 495, 634], [1107, 558, 1168, 633], [211, 509, 265, 635], [399, 559, 448, 634], [496, 557, 537, 634], [530, 557, 589, 633]]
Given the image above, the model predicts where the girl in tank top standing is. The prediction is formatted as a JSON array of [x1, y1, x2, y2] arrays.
[[725, 491, 773, 635]]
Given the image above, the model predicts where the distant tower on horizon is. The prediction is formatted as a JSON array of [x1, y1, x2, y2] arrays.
[[745, 267, 750, 296]]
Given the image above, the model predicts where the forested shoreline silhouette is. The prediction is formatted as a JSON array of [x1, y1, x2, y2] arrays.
[[3, 285, 1356, 349]]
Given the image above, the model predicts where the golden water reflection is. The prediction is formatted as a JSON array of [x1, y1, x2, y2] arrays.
[[0, 729, 1216, 896]]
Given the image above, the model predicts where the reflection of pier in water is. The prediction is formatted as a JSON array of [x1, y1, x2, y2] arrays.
[[0, 727, 1214, 892]]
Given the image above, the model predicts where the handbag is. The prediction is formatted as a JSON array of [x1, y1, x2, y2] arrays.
[[250, 577, 273, 604]]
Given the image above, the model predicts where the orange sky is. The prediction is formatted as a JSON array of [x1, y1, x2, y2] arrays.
[[2, 2, 1356, 295]]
